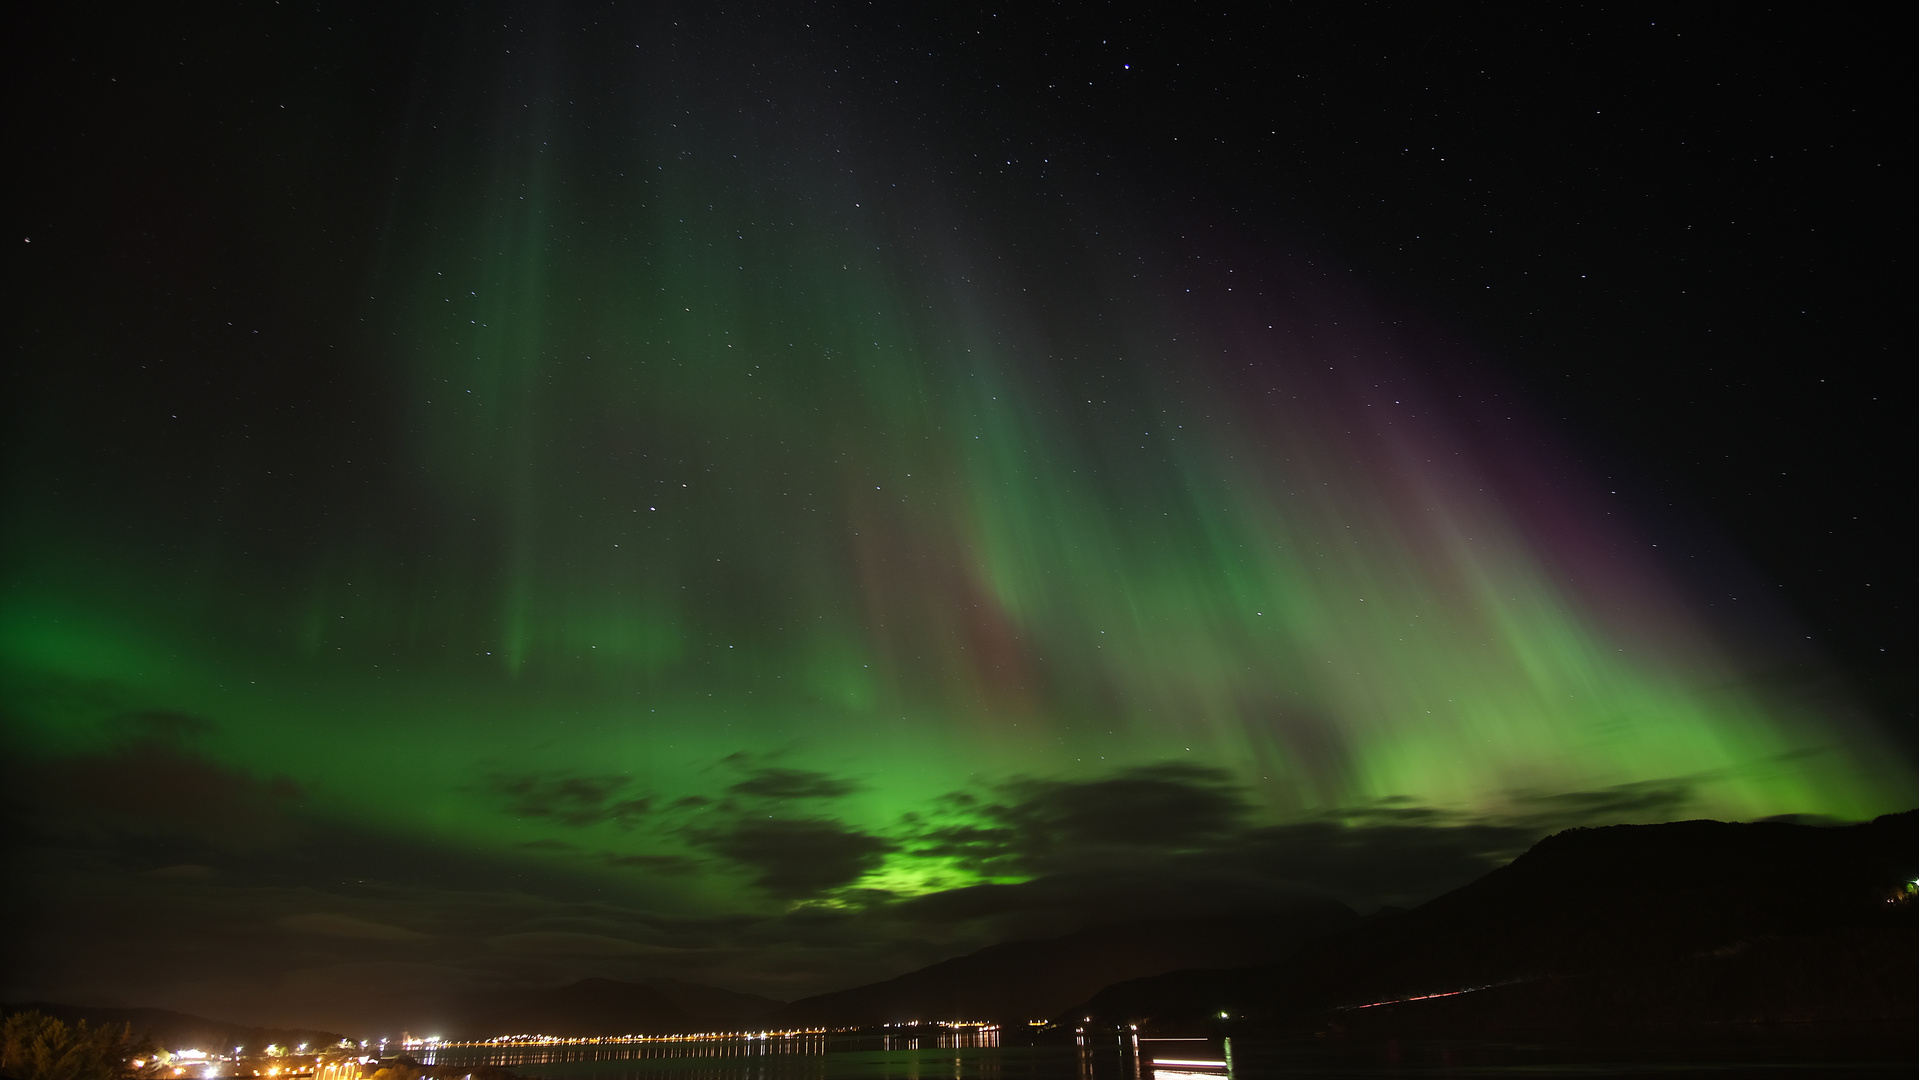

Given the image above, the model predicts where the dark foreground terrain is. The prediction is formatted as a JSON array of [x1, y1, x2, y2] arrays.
[[0, 1002, 342, 1054], [11, 812, 1912, 1053], [1074, 810, 1917, 1033], [774, 902, 1359, 1027]]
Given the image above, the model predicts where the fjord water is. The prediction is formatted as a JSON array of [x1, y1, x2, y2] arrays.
[[413, 1030, 1042, 1080], [413, 1030, 1914, 1079]]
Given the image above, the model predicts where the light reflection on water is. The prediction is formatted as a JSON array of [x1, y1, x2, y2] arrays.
[[414, 1031, 1117, 1080], [410, 1032, 1914, 1080]]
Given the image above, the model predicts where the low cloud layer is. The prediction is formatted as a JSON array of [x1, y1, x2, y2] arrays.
[[486, 774, 654, 828], [688, 818, 896, 899], [726, 766, 863, 802], [279, 914, 429, 941], [0, 717, 1747, 1034]]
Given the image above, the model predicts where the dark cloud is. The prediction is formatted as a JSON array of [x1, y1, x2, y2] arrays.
[[1503, 778, 1697, 827], [727, 767, 861, 801], [602, 853, 701, 874], [486, 773, 652, 827], [886, 869, 1298, 940], [884, 764, 1542, 929], [851, 770, 1726, 956], [11, 733, 305, 854], [689, 818, 896, 899], [279, 913, 427, 941], [104, 709, 220, 744], [997, 763, 1244, 844], [885, 821, 1528, 938], [486, 931, 666, 957], [0, 745, 1748, 1030], [908, 763, 1248, 877]]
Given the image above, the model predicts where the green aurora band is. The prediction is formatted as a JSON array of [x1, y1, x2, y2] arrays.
[[4, 34, 1912, 920]]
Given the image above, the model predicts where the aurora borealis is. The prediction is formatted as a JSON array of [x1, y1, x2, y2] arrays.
[[5, 2, 1913, 1033]]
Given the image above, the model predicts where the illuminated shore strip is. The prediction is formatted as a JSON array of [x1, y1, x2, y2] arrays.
[[407, 1024, 999, 1049], [408, 1031, 833, 1048]]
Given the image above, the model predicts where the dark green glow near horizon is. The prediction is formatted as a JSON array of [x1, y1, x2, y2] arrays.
[[3, 39, 1912, 918]]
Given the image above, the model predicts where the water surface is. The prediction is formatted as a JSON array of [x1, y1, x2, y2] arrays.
[[412, 1029, 1914, 1080]]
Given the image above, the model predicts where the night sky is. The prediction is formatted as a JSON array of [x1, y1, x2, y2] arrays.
[[5, 3, 1911, 1035]]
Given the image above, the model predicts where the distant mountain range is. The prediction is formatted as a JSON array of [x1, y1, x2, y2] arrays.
[[0, 1002, 344, 1053], [430, 977, 786, 1037], [771, 901, 1359, 1027], [1074, 809, 1919, 1032], [415, 902, 1359, 1036], [19, 811, 1911, 1043]]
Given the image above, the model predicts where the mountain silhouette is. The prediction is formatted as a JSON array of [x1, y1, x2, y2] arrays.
[[1074, 810, 1919, 1031], [437, 977, 784, 1037], [775, 901, 1358, 1026], [627, 978, 785, 1028]]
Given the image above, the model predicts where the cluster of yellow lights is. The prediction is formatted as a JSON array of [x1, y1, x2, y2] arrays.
[[416, 1028, 835, 1048], [148, 1046, 325, 1080], [152, 1021, 1023, 1080], [412, 1022, 1000, 1050]]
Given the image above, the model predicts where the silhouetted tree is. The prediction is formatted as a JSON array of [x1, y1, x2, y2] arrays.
[[0, 1011, 151, 1080], [367, 1055, 421, 1080]]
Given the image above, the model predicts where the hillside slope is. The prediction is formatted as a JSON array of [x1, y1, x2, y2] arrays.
[[1077, 810, 1919, 1031], [777, 901, 1358, 1026]]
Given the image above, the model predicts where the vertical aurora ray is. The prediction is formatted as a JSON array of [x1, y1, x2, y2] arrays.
[[2, 12, 1911, 919]]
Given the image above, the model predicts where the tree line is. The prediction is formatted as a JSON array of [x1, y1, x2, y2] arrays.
[[1, 1010, 156, 1080]]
